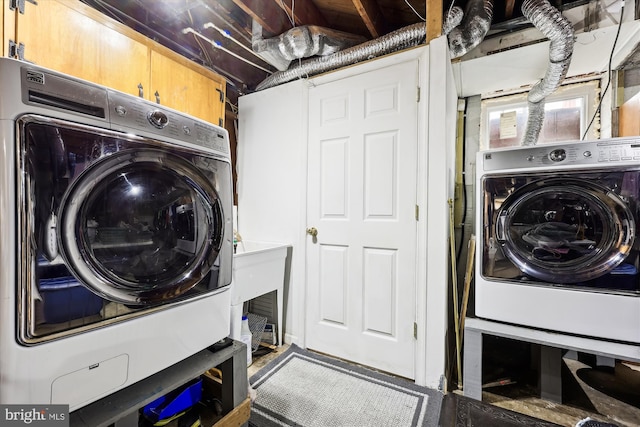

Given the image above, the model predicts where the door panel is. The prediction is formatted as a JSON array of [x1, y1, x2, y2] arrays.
[[319, 245, 348, 324], [306, 60, 419, 379]]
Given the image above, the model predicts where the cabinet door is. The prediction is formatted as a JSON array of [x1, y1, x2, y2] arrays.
[[2, 0, 14, 57], [17, 0, 149, 97], [620, 92, 640, 137], [150, 50, 226, 126]]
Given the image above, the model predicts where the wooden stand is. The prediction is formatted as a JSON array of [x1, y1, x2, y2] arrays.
[[70, 339, 249, 427], [463, 318, 640, 403]]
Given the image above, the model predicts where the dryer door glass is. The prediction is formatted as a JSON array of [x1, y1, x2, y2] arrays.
[[60, 149, 224, 305], [483, 174, 638, 289]]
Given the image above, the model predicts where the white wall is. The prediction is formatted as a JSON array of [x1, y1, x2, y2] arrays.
[[236, 80, 308, 345], [421, 36, 459, 390], [454, 13, 640, 98]]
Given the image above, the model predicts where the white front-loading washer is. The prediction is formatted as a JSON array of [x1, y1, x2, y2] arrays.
[[476, 139, 640, 344], [0, 58, 233, 410]]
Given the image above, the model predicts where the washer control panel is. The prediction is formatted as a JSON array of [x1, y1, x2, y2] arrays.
[[481, 138, 640, 171], [108, 89, 229, 155], [19, 62, 230, 157]]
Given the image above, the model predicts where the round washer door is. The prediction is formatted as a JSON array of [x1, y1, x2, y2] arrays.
[[59, 148, 224, 305], [495, 178, 635, 283]]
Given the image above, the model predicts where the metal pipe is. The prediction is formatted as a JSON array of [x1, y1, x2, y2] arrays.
[[203, 22, 269, 64], [182, 27, 273, 74]]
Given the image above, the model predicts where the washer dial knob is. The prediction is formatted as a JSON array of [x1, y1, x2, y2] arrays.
[[147, 110, 168, 129], [548, 148, 566, 162]]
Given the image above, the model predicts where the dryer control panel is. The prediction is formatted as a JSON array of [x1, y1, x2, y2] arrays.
[[481, 137, 640, 171]]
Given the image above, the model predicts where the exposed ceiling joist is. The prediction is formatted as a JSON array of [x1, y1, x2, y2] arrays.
[[425, 0, 442, 43], [352, 0, 390, 38], [231, 0, 290, 36], [505, 0, 516, 19], [274, 0, 329, 27]]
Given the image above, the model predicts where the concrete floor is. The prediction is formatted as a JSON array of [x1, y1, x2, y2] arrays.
[[479, 357, 640, 427], [247, 344, 289, 378], [248, 344, 640, 427]]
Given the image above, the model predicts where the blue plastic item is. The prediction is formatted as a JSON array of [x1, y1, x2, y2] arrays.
[[142, 377, 203, 424], [38, 277, 103, 323]]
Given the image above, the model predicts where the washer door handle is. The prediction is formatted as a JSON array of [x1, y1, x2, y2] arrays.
[[495, 212, 507, 243]]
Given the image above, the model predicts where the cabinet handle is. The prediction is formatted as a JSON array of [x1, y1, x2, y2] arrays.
[[137, 83, 143, 98], [155, 91, 161, 104], [8, 40, 26, 61], [9, 0, 37, 14]]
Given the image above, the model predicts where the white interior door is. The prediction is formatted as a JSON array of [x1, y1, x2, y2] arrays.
[[306, 60, 419, 379]]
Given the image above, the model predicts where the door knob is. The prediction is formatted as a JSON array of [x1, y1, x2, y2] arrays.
[[306, 227, 318, 237]]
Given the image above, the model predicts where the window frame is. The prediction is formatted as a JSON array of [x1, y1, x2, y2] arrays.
[[479, 79, 601, 150]]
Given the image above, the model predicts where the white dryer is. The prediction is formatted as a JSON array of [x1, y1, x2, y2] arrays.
[[0, 58, 233, 410]]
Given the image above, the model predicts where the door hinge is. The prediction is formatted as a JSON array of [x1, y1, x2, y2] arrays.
[[8, 40, 25, 61], [413, 322, 418, 339], [216, 88, 224, 103], [10, 0, 37, 14], [415, 205, 419, 221], [416, 86, 421, 103]]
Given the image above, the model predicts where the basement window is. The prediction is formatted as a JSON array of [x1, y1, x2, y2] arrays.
[[480, 80, 600, 150]]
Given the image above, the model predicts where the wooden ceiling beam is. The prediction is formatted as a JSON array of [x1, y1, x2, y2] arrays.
[[274, 0, 329, 27], [505, 0, 516, 19], [351, 0, 389, 38], [230, 0, 291, 36], [425, 0, 442, 43]]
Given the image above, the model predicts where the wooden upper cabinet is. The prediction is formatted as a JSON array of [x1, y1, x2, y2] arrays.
[[619, 91, 640, 137], [2, 0, 15, 58], [7, 0, 226, 126], [16, 0, 150, 97], [150, 50, 226, 126]]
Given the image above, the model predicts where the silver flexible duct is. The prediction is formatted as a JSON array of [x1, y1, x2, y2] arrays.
[[446, 0, 494, 59], [443, 6, 464, 36], [521, 0, 574, 145], [256, 23, 426, 91], [252, 23, 366, 71]]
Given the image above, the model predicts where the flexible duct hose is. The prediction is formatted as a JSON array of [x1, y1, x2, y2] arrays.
[[256, 23, 426, 91], [521, 0, 574, 145], [446, 0, 494, 59]]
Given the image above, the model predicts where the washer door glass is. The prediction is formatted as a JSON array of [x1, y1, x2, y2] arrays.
[[495, 178, 635, 283], [60, 149, 224, 305]]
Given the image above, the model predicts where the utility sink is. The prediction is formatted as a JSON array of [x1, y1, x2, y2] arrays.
[[230, 240, 289, 346]]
